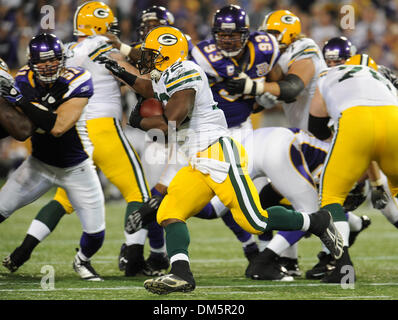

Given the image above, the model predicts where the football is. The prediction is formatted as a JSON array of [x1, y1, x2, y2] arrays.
[[140, 98, 164, 117]]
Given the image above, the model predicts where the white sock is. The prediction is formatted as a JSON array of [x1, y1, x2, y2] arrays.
[[170, 253, 189, 264], [258, 240, 270, 252], [267, 234, 290, 256], [335, 221, 350, 247], [347, 212, 362, 232], [280, 243, 298, 259], [124, 228, 148, 246], [150, 244, 167, 254], [27, 219, 51, 242]]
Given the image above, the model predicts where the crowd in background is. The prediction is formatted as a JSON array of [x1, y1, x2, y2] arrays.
[[0, 0, 397, 177]]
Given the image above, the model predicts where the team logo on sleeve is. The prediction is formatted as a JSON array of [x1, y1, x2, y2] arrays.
[[93, 8, 109, 18], [158, 34, 178, 46]]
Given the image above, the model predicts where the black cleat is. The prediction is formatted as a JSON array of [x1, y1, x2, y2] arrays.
[[310, 209, 344, 260], [321, 247, 355, 284], [144, 273, 195, 295], [278, 257, 301, 277], [244, 243, 259, 278], [2, 255, 19, 273], [305, 251, 336, 280], [118, 243, 128, 271], [146, 251, 170, 274], [349, 215, 371, 247]]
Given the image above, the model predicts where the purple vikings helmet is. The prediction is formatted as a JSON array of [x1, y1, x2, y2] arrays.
[[28, 33, 65, 84], [138, 6, 175, 42], [322, 36, 355, 67], [212, 5, 250, 58]]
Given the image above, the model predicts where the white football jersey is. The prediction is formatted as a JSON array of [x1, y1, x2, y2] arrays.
[[277, 37, 327, 130], [65, 35, 122, 121], [317, 65, 398, 122], [152, 60, 229, 157], [0, 69, 13, 82]]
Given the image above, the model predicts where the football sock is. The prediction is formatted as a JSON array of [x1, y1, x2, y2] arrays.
[[35, 200, 66, 232], [221, 210, 252, 242], [265, 206, 306, 231], [10, 234, 40, 267], [147, 221, 165, 249], [80, 230, 105, 259], [124, 228, 148, 246], [268, 231, 305, 256], [165, 222, 190, 258], [280, 243, 298, 259], [347, 212, 362, 232]]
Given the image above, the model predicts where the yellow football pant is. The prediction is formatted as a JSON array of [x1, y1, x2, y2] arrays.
[[54, 118, 151, 214], [320, 105, 398, 207], [157, 137, 268, 235]]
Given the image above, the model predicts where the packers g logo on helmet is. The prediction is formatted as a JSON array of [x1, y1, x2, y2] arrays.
[[74, 1, 116, 36], [259, 10, 301, 48], [158, 34, 178, 46], [137, 26, 188, 75]]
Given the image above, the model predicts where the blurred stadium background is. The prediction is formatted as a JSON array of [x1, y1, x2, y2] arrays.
[[0, 0, 397, 183]]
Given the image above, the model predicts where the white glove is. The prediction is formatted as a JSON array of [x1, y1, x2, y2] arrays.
[[255, 92, 278, 109]]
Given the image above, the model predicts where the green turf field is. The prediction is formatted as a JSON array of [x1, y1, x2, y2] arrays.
[[1, 189, 398, 301]]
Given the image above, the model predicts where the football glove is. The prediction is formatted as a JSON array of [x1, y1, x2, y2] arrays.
[[97, 56, 125, 77], [343, 181, 368, 212], [0, 76, 22, 104], [255, 91, 278, 110], [225, 73, 265, 96], [125, 195, 162, 234], [128, 95, 144, 129], [371, 185, 389, 210], [41, 81, 69, 109]]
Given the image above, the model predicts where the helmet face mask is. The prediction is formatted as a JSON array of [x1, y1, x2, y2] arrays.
[[137, 26, 188, 75], [28, 33, 65, 84], [74, 1, 116, 36], [212, 5, 250, 58]]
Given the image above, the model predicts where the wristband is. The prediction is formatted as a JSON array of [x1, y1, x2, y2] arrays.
[[120, 43, 132, 57]]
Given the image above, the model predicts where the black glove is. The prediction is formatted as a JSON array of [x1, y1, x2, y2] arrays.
[[97, 55, 125, 77], [225, 74, 263, 96], [371, 185, 389, 210], [97, 56, 138, 87], [128, 95, 144, 129], [343, 181, 368, 212], [0, 76, 22, 104], [225, 78, 246, 95], [108, 21, 121, 37]]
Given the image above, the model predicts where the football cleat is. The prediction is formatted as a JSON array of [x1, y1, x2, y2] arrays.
[[144, 274, 195, 295], [244, 243, 259, 278], [146, 251, 170, 273], [349, 215, 371, 247], [251, 258, 294, 281], [118, 243, 128, 271], [2, 255, 19, 273], [321, 247, 355, 284], [311, 209, 344, 260], [278, 257, 302, 277], [305, 251, 336, 280], [73, 252, 103, 281]]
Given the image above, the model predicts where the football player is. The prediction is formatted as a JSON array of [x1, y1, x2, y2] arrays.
[[0, 57, 35, 141], [309, 53, 398, 283], [101, 25, 343, 294], [2, 2, 154, 278], [0, 33, 106, 281]]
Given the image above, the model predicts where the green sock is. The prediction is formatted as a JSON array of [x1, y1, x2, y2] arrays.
[[265, 205, 304, 232], [125, 201, 144, 225], [165, 222, 190, 258], [35, 200, 66, 231], [322, 203, 347, 222]]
